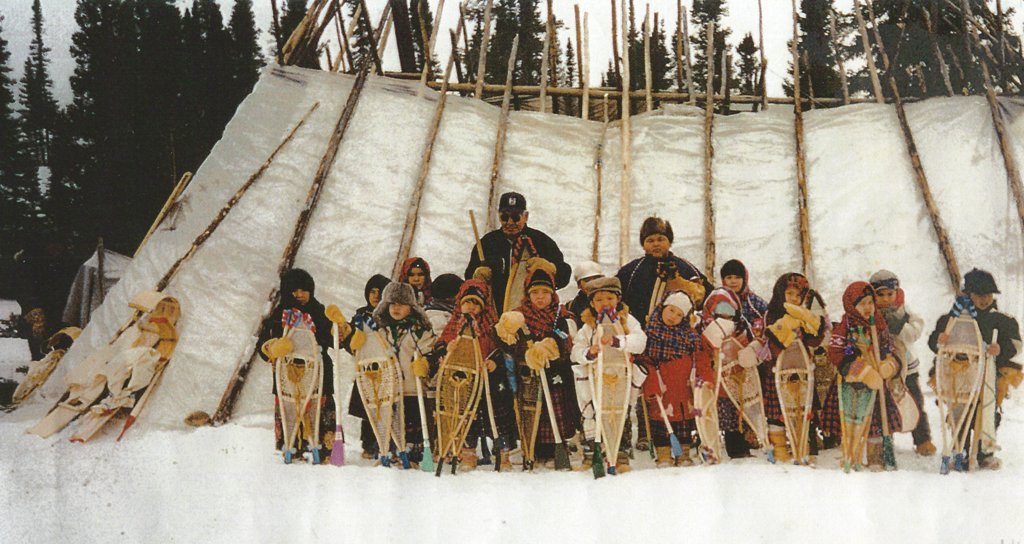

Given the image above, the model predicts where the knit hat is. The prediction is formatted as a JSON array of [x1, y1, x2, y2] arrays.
[[432, 273, 463, 301], [585, 276, 622, 298], [498, 191, 527, 211], [869, 269, 899, 292], [663, 291, 693, 315], [963, 268, 1000, 295], [639, 216, 674, 245], [526, 266, 556, 294], [574, 260, 603, 283], [458, 280, 490, 309], [372, 282, 430, 325]]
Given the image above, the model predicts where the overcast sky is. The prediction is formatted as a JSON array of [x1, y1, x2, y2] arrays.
[[4, 0, 1024, 103]]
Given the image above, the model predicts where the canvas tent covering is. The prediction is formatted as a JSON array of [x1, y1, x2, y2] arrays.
[[62, 248, 131, 328], [21, 65, 1024, 436]]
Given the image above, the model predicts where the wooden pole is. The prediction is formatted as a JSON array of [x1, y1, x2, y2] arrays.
[[996, 0, 1006, 88], [620, 0, 632, 267], [136, 172, 193, 257], [674, 0, 684, 92], [703, 21, 716, 280], [922, 6, 954, 97], [575, 4, 584, 116], [791, 0, 812, 279], [829, 10, 850, 105], [539, 26, 551, 114], [323, 43, 335, 71], [375, 3, 394, 62], [593, 94, 610, 261], [450, 30, 465, 84], [394, 9, 466, 277], [546, 0, 560, 115], [644, 6, 653, 112], [852, 0, 884, 103], [418, 0, 446, 89], [611, 0, 621, 84], [475, 0, 494, 99], [97, 238, 106, 301], [757, 0, 768, 110], [682, 6, 695, 106], [485, 35, 520, 230], [802, 50, 814, 110], [583, 13, 591, 120], [331, 6, 347, 72]]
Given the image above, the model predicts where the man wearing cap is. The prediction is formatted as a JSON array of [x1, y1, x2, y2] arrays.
[[929, 268, 1022, 469], [465, 192, 572, 314]]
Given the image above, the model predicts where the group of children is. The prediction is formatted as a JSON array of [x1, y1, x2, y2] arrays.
[[258, 216, 1023, 473]]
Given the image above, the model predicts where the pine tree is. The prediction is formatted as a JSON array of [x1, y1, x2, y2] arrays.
[[650, 15, 675, 92], [17, 0, 59, 166], [485, 0, 545, 86], [689, 0, 733, 94], [279, 0, 308, 51], [0, 16, 42, 260], [785, 0, 841, 100], [345, 0, 376, 69], [410, 0, 440, 74], [735, 32, 759, 96], [229, 0, 264, 101], [562, 37, 576, 114]]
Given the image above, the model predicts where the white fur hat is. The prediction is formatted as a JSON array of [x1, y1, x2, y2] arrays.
[[574, 260, 603, 283]]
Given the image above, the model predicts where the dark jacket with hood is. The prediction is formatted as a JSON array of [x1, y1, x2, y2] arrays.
[[616, 252, 712, 329], [464, 226, 572, 313]]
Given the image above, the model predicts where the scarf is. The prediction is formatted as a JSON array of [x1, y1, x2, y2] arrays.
[[643, 304, 702, 362]]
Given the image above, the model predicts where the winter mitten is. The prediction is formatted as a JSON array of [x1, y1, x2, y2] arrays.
[[473, 266, 492, 282], [525, 257, 556, 276], [783, 303, 820, 335], [738, 340, 763, 368], [411, 356, 430, 378], [766, 315, 801, 348], [536, 337, 560, 361], [997, 366, 1023, 406], [879, 357, 899, 380], [525, 344, 547, 371], [349, 329, 367, 351], [849, 361, 883, 390], [262, 337, 294, 360], [325, 304, 347, 324], [495, 311, 526, 344]]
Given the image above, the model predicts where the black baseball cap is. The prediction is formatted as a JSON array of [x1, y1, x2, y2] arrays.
[[498, 191, 527, 212]]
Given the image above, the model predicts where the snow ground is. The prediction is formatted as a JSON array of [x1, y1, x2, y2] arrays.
[[1, 392, 1022, 542]]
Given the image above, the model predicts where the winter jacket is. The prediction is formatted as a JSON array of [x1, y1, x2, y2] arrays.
[[257, 296, 335, 396], [615, 253, 713, 329], [424, 299, 454, 337], [350, 315, 436, 397], [928, 303, 1022, 372], [570, 307, 648, 366], [881, 302, 925, 376], [464, 226, 572, 313]]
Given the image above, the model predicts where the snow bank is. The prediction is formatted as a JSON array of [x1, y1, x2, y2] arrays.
[[15, 66, 1024, 438]]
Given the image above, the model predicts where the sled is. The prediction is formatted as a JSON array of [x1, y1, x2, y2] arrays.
[[353, 330, 404, 467], [434, 331, 485, 475], [12, 327, 82, 405], [514, 359, 544, 470], [29, 292, 179, 439], [718, 336, 768, 449], [775, 339, 814, 465], [935, 316, 986, 474], [592, 317, 632, 472]]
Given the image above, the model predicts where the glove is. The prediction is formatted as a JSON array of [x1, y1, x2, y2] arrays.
[[473, 266, 492, 282], [495, 311, 526, 344], [525, 344, 547, 371], [738, 340, 762, 368], [349, 329, 366, 351], [325, 304, 347, 324], [784, 303, 820, 335], [767, 315, 802, 348], [997, 366, 1023, 406], [849, 360, 883, 390], [879, 357, 899, 380], [525, 257, 556, 276], [261, 337, 294, 360], [411, 356, 429, 378]]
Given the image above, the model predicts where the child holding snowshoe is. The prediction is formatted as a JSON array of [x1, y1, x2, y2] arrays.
[[635, 291, 711, 467], [828, 281, 902, 471], [434, 279, 516, 470], [762, 273, 828, 464], [928, 268, 1022, 470], [871, 269, 934, 456], [570, 276, 648, 473], [259, 269, 349, 463], [345, 273, 390, 459], [399, 257, 433, 306], [425, 273, 462, 335], [495, 260, 580, 468]]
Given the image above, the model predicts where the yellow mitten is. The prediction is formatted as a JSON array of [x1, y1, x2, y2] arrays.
[[767, 315, 801, 348], [525, 257, 556, 276], [349, 329, 366, 351], [473, 266, 492, 282], [525, 344, 547, 371], [536, 337, 560, 361], [784, 303, 820, 335], [262, 337, 294, 360], [879, 357, 899, 380], [411, 356, 430, 378], [997, 367, 1023, 406], [850, 362, 883, 390], [495, 311, 526, 344], [325, 304, 347, 324]]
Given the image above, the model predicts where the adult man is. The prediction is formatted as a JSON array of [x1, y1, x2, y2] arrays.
[[465, 192, 572, 314]]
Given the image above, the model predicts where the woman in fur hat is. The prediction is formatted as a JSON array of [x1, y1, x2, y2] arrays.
[[761, 273, 828, 463], [636, 291, 711, 467], [495, 259, 580, 468], [828, 281, 902, 470], [433, 279, 516, 470], [259, 268, 350, 462], [399, 257, 433, 306], [346, 273, 390, 459], [347, 281, 436, 467]]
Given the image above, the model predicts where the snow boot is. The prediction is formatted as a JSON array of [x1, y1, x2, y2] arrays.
[[500, 449, 513, 471], [769, 429, 792, 464], [677, 444, 695, 467], [459, 447, 478, 471], [915, 441, 937, 457], [867, 439, 884, 472], [655, 446, 674, 468], [614, 452, 632, 474], [978, 453, 1002, 470], [724, 430, 752, 459], [821, 433, 840, 450]]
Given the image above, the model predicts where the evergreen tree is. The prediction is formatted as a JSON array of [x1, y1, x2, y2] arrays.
[[410, 0, 440, 73], [345, 0, 376, 69], [735, 32, 759, 96], [650, 16, 675, 92], [485, 0, 544, 86], [182, 0, 235, 172], [689, 0, 734, 94], [562, 37, 576, 114], [279, 0, 308, 51], [784, 0, 841, 100], [17, 0, 59, 166], [229, 0, 264, 101]]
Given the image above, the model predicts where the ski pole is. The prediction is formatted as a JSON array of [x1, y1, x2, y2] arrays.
[[329, 322, 346, 466]]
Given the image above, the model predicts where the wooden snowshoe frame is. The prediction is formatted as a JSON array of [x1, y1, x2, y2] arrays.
[[502, 242, 534, 314], [515, 358, 544, 469], [719, 337, 768, 448], [354, 331, 405, 459], [694, 346, 724, 463], [276, 328, 324, 457], [592, 320, 632, 459], [838, 378, 876, 470], [775, 339, 814, 464], [435, 333, 485, 465], [936, 316, 985, 462]]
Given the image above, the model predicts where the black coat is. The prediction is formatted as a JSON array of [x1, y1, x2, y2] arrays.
[[615, 253, 712, 329], [928, 305, 1022, 371], [257, 296, 336, 396], [464, 226, 572, 313]]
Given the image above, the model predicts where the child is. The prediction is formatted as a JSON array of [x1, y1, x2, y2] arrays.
[[434, 279, 516, 470], [495, 260, 580, 468], [870, 269, 935, 456], [636, 291, 711, 467], [345, 273, 390, 459], [762, 273, 828, 463], [570, 276, 647, 473], [425, 273, 462, 335], [720, 259, 768, 338], [566, 260, 603, 321], [399, 257, 433, 306], [349, 282, 436, 467], [828, 281, 901, 471], [928, 268, 1021, 470]]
